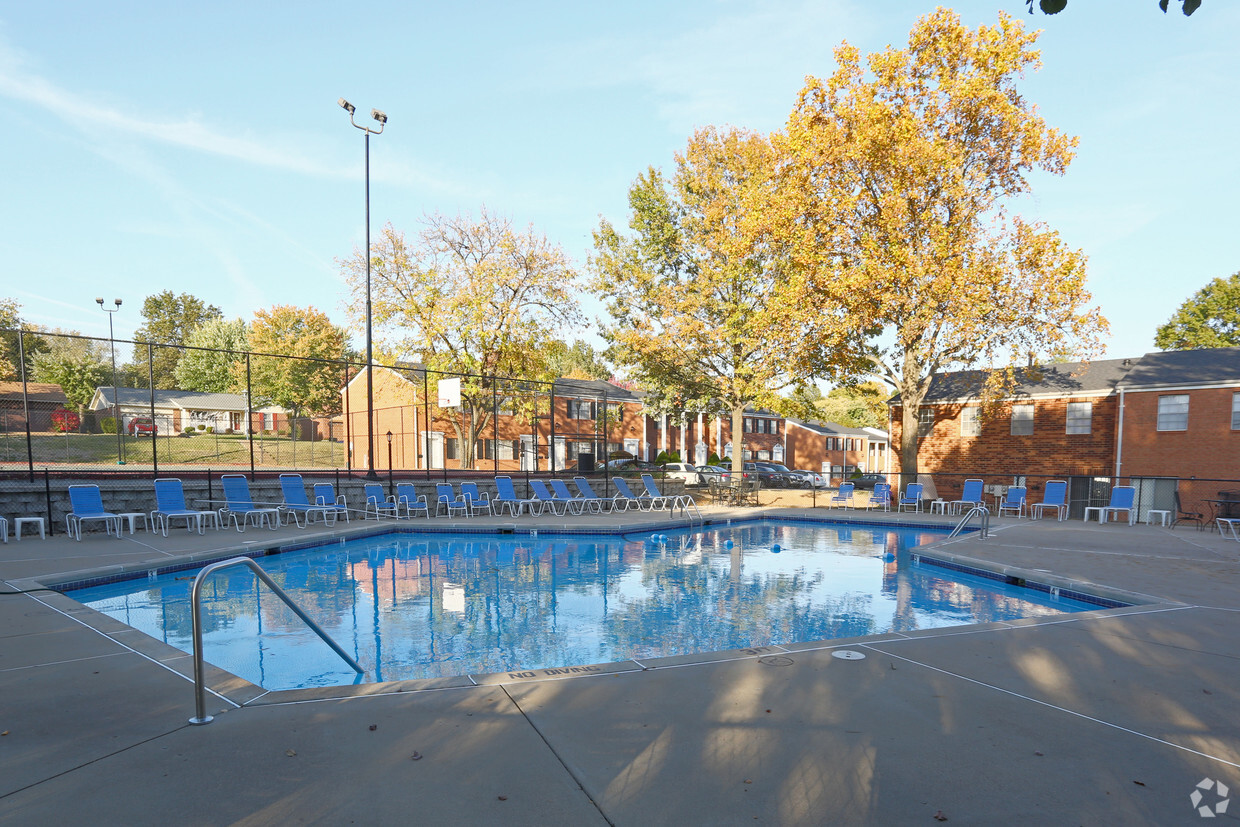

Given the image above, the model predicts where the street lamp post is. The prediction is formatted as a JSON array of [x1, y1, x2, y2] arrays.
[[386, 430, 394, 495], [339, 97, 387, 482], [96, 298, 125, 465]]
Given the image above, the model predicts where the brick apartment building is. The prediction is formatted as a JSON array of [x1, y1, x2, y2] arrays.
[[341, 367, 646, 472], [889, 347, 1240, 517]]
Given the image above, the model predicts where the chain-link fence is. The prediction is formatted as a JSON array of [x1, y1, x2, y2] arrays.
[[0, 328, 647, 479]]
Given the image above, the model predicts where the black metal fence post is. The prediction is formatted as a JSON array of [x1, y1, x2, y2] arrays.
[[549, 382, 556, 476], [43, 468, 54, 536], [423, 369, 431, 481], [246, 353, 255, 476], [19, 330, 34, 480], [492, 376, 499, 476], [148, 343, 158, 477]]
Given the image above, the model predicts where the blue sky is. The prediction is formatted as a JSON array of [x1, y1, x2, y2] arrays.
[[1, 1, 1236, 364]]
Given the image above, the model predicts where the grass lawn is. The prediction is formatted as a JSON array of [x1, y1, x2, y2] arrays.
[[0, 432, 346, 469]]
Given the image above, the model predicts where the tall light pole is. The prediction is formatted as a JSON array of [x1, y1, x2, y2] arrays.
[[339, 97, 387, 481], [96, 297, 125, 465]]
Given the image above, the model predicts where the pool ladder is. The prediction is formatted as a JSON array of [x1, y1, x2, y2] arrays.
[[948, 505, 991, 540], [188, 556, 364, 725]]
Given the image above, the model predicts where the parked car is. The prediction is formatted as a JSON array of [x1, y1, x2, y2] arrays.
[[698, 464, 732, 483], [662, 462, 705, 485], [850, 473, 888, 490], [127, 417, 157, 436], [746, 462, 787, 488], [604, 458, 658, 473], [797, 470, 829, 489]]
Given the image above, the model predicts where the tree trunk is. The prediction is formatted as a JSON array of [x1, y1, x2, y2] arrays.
[[730, 405, 745, 477], [898, 388, 924, 492]]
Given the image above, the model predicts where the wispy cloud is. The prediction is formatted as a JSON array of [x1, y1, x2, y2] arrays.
[[532, 0, 865, 135]]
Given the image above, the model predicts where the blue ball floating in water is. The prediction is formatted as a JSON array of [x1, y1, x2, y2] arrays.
[[772, 544, 781, 553], [650, 534, 659, 543], [725, 539, 734, 549], [659, 534, 667, 543]]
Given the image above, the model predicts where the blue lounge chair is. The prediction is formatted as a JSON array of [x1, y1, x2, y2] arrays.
[[436, 483, 468, 517], [279, 474, 336, 527], [642, 474, 693, 512], [1085, 485, 1136, 525], [66, 484, 121, 540], [897, 483, 924, 513], [951, 479, 985, 514], [494, 476, 538, 516], [363, 482, 400, 520], [830, 482, 855, 509], [152, 478, 211, 536], [395, 483, 430, 518], [313, 483, 351, 523], [549, 478, 586, 515], [997, 486, 1027, 519], [527, 479, 569, 515], [1031, 480, 1068, 521], [868, 483, 891, 511], [611, 477, 652, 511], [573, 477, 612, 512], [460, 482, 493, 517], [220, 475, 279, 531]]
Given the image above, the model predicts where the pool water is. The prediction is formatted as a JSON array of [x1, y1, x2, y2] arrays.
[[70, 521, 1101, 690]]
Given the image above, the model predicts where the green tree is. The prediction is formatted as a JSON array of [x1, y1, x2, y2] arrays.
[[772, 9, 1108, 481], [174, 318, 249, 393], [31, 331, 112, 428], [1154, 272, 1240, 350], [591, 130, 834, 477], [546, 340, 612, 380], [339, 210, 582, 468], [132, 291, 222, 388], [0, 298, 49, 381], [816, 382, 890, 430], [248, 306, 348, 417]]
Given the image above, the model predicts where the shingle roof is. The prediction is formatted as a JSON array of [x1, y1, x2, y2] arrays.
[[913, 358, 1136, 403], [785, 417, 886, 438], [94, 388, 250, 410], [0, 381, 67, 403], [1117, 347, 1240, 389]]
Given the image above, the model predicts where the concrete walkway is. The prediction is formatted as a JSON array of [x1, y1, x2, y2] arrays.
[[2, 508, 1239, 824]]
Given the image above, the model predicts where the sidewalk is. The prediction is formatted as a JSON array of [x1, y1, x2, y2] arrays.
[[2, 509, 1239, 824]]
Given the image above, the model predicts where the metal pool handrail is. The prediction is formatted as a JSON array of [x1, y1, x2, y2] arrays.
[[948, 505, 990, 539], [188, 556, 364, 725]]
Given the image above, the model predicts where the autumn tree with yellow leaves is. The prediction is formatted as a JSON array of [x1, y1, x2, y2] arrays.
[[339, 209, 581, 469], [772, 9, 1107, 481], [592, 128, 848, 477]]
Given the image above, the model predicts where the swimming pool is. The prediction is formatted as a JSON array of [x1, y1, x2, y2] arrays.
[[70, 520, 1107, 691]]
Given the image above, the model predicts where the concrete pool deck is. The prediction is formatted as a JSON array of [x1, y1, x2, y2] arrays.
[[2, 506, 1239, 824]]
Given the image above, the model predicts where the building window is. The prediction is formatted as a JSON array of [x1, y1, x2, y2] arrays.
[[960, 407, 981, 437], [1233, 393, 1240, 430], [477, 439, 517, 460], [917, 407, 934, 439], [756, 450, 770, 461], [1157, 394, 1189, 431], [567, 399, 595, 420], [445, 438, 458, 460], [743, 418, 752, 433], [1066, 402, 1092, 434], [1011, 404, 1034, 436]]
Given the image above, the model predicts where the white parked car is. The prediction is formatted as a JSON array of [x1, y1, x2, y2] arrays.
[[800, 470, 829, 489], [662, 462, 705, 485]]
